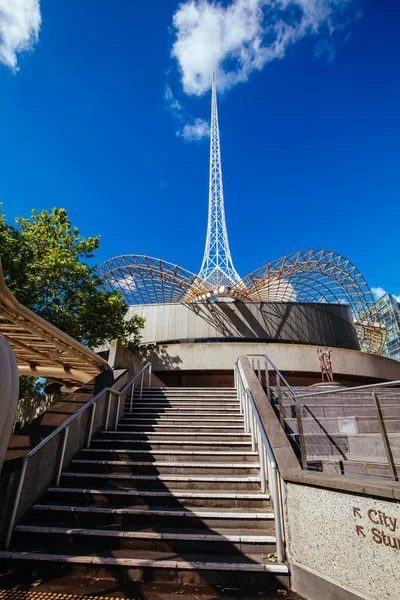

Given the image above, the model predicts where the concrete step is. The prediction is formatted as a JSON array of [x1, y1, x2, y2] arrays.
[[348, 434, 400, 460], [13, 524, 276, 554], [282, 404, 400, 419], [60, 472, 261, 491], [291, 432, 400, 459], [138, 387, 236, 397], [285, 416, 400, 435], [71, 459, 260, 476], [280, 396, 400, 407], [308, 456, 400, 479], [137, 389, 237, 393], [78, 448, 258, 463], [120, 416, 245, 424], [0, 550, 289, 587], [123, 410, 242, 417], [124, 407, 241, 414], [129, 397, 239, 403], [90, 438, 253, 451], [101, 431, 250, 442], [125, 404, 241, 411], [116, 424, 246, 432], [43, 487, 271, 508], [288, 432, 349, 456], [30, 504, 275, 530]]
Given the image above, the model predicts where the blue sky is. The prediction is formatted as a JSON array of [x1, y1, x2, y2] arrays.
[[0, 0, 399, 298]]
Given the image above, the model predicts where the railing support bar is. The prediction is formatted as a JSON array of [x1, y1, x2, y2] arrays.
[[296, 403, 307, 469], [129, 382, 135, 413], [148, 364, 152, 387], [140, 372, 144, 398], [271, 461, 284, 563], [5, 460, 28, 549], [265, 358, 270, 400], [114, 394, 122, 431], [56, 426, 69, 486], [86, 403, 96, 448], [372, 389, 398, 482], [250, 408, 256, 452], [257, 429, 266, 493], [104, 390, 112, 431], [276, 375, 285, 428]]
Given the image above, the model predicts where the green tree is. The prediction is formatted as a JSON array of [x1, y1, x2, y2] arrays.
[[0, 205, 144, 349]]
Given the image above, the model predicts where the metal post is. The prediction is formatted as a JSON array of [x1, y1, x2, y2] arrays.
[[140, 372, 144, 398], [265, 446, 271, 488], [257, 430, 266, 493], [250, 407, 256, 451], [372, 389, 398, 481], [86, 403, 96, 448], [276, 375, 285, 428], [234, 364, 237, 389], [148, 364, 152, 387], [271, 463, 284, 563], [5, 460, 28, 549], [296, 403, 307, 469], [257, 357, 261, 382], [114, 394, 121, 431], [265, 359, 270, 400], [129, 382, 135, 413], [56, 426, 69, 486], [105, 391, 112, 431], [243, 387, 249, 432], [239, 381, 243, 415], [253, 411, 257, 451]]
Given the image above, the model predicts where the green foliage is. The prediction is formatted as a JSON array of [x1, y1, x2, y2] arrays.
[[19, 376, 45, 402], [0, 205, 144, 349]]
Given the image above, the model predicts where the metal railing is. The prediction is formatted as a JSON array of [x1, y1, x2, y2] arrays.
[[5, 362, 152, 549], [248, 354, 400, 482], [234, 359, 285, 563]]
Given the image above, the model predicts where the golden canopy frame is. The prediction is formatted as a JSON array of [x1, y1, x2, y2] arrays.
[[0, 261, 110, 384], [99, 250, 386, 355]]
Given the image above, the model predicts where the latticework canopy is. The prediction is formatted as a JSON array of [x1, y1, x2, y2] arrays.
[[99, 250, 386, 355]]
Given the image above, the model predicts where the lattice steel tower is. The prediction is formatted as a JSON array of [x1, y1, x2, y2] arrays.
[[198, 73, 241, 288]]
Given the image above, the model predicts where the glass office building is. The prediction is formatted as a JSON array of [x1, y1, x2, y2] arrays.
[[376, 293, 400, 361]]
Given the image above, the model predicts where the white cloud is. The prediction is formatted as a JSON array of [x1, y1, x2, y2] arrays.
[[177, 117, 210, 141], [371, 287, 387, 300], [113, 275, 136, 292], [165, 84, 210, 142], [165, 86, 183, 114], [371, 287, 400, 303], [0, 0, 41, 71], [171, 0, 356, 96]]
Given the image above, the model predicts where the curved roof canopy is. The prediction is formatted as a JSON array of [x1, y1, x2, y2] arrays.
[[0, 261, 110, 384], [99, 250, 386, 355]]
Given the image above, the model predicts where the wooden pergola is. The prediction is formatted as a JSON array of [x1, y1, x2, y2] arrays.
[[0, 262, 110, 384]]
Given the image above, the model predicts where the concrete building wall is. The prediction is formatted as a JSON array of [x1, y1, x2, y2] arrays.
[[129, 301, 360, 350], [139, 341, 400, 385]]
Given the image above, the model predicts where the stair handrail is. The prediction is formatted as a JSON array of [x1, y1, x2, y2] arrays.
[[234, 359, 285, 563], [295, 378, 400, 398], [247, 353, 400, 399], [248, 353, 400, 482], [5, 362, 152, 549]]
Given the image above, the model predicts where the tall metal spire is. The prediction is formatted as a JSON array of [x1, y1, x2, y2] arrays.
[[198, 73, 241, 288]]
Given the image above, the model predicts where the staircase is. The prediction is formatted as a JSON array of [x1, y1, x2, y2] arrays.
[[277, 386, 400, 479], [2, 387, 289, 592]]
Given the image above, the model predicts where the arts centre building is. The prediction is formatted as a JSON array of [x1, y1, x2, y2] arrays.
[[3, 76, 400, 600], [99, 77, 400, 387]]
